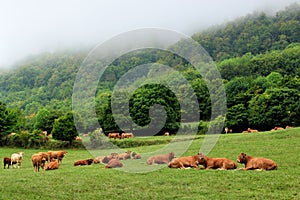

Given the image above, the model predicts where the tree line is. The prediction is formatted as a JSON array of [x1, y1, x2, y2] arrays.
[[0, 4, 300, 147]]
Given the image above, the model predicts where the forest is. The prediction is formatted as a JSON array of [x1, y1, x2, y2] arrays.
[[0, 4, 300, 147]]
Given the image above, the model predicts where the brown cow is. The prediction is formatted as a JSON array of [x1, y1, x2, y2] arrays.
[[105, 159, 123, 168], [168, 154, 200, 169], [117, 150, 131, 160], [48, 150, 67, 163], [93, 156, 105, 164], [3, 157, 11, 169], [146, 152, 175, 165], [132, 152, 142, 159], [274, 127, 284, 130], [121, 133, 134, 139], [37, 152, 50, 162], [45, 158, 59, 170], [74, 158, 94, 166], [108, 133, 121, 139], [102, 153, 118, 164], [164, 132, 169, 136], [198, 153, 237, 170], [247, 128, 258, 133], [32, 154, 46, 172], [237, 152, 277, 170]]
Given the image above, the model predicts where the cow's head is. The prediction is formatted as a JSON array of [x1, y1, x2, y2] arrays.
[[197, 152, 206, 164], [169, 152, 175, 160], [237, 152, 247, 163]]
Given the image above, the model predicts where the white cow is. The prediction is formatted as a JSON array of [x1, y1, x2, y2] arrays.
[[11, 152, 24, 168]]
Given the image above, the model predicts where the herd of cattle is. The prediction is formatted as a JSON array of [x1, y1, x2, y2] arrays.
[[2, 149, 277, 172]]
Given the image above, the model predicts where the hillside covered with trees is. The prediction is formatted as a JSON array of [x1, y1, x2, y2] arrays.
[[0, 4, 300, 147]]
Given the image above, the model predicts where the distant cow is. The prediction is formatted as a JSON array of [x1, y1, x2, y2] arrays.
[[164, 132, 169, 136], [121, 133, 134, 139], [32, 154, 46, 172], [274, 127, 284, 130], [198, 153, 237, 170], [74, 159, 94, 166], [108, 133, 121, 139], [132, 152, 142, 159], [146, 152, 175, 165], [285, 126, 292, 129], [11, 152, 24, 168], [93, 156, 105, 164], [117, 150, 131, 160], [75, 136, 82, 141], [168, 154, 201, 169], [247, 128, 258, 133], [105, 159, 123, 168], [102, 153, 118, 164], [45, 158, 59, 170], [3, 157, 11, 169], [237, 152, 277, 170], [48, 150, 67, 163], [224, 127, 229, 134]]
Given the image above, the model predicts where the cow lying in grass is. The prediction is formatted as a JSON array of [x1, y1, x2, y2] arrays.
[[74, 159, 94, 166], [198, 153, 237, 170], [105, 159, 123, 168], [45, 158, 59, 170], [168, 154, 200, 169], [237, 152, 277, 170], [117, 150, 131, 160], [3, 157, 11, 169], [132, 152, 142, 159], [146, 152, 175, 165]]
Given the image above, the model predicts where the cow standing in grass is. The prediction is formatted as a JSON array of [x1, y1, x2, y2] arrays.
[[11, 152, 24, 169], [3, 157, 11, 169]]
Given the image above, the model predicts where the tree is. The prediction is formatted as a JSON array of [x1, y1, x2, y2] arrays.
[[248, 88, 300, 130], [52, 112, 78, 144], [34, 108, 59, 134]]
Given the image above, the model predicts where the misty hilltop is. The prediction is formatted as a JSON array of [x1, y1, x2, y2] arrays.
[[0, 4, 300, 134]]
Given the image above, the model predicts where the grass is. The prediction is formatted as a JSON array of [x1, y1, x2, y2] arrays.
[[0, 128, 299, 199]]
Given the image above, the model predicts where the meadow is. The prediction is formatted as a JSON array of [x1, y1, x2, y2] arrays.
[[0, 128, 299, 200]]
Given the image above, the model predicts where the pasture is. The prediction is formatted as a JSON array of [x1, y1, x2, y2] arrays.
[[0, 128, 299, 200]]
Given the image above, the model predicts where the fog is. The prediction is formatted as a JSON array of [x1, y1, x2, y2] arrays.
[[1, 0, 299, 68]]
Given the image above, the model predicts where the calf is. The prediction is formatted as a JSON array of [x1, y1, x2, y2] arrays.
[[146, 152, 175, 165], [132, 152, 142, 159], [11, 152, 24, 168], [93, 156, 105, 164], [3, 157, 11, 169], [74, 159, 94, 166], [105, 159, 123, 168], [45, 158, 59, 170], [32, 154, 46, 172], [168, 154, 200, 169], [198, 153, 237, 170], [237, 152, 277, 170]]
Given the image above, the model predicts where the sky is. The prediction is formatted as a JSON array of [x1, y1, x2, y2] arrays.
[[1, 0, 299, 68]]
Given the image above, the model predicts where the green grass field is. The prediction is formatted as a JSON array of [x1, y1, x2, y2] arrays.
[[0, 128, 299, 200]]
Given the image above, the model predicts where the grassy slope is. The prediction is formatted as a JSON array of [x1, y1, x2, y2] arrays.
[[0, 128, 299, 200]]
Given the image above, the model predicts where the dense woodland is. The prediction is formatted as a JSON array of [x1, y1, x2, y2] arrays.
[[0, 4, 300, 147]]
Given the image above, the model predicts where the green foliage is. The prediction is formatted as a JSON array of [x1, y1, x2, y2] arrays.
[[248, 88, 300, 130], [52, 112, 78, 143], [193, 4, 300, 61]]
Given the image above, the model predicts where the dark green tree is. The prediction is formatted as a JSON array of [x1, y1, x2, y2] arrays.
[[52, 112, 78, 144]]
